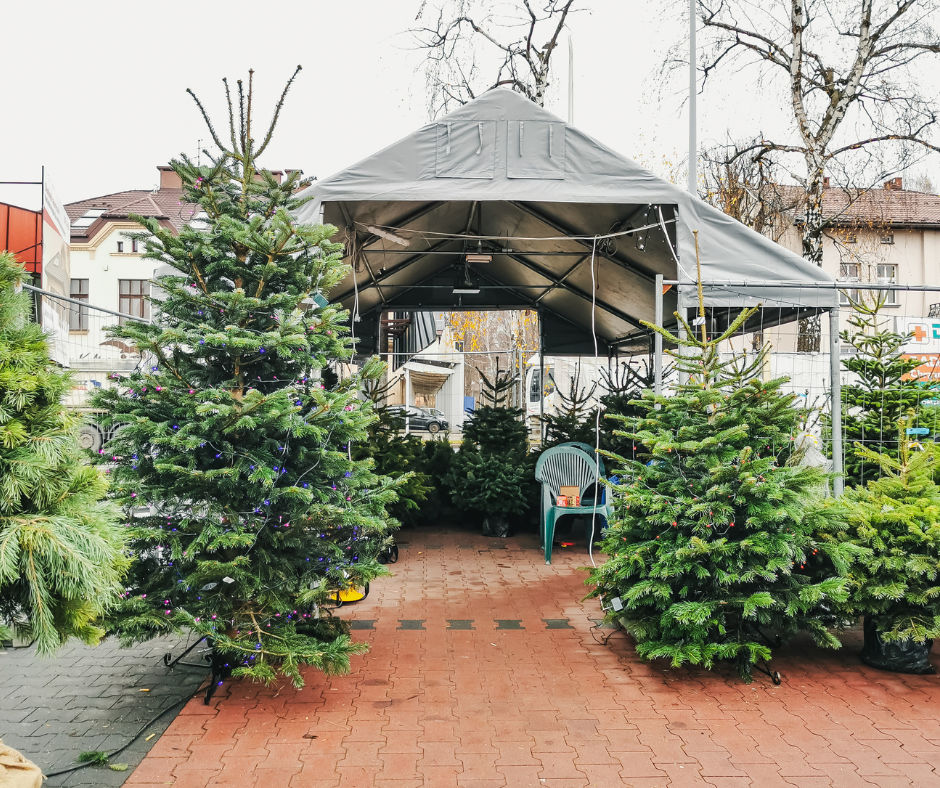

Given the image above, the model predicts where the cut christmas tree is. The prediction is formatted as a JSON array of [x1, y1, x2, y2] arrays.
[[0, 252, 126, 652], [91, 69, 398, 690], [590, 303, 857, 681], [448, 366, 531, 537]]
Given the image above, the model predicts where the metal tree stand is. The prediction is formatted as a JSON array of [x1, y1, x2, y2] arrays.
[[162, 637, 232, 704]]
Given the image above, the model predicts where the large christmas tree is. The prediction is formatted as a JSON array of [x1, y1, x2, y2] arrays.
[[0, 252, 126, 652], [92, 69, 398, 688], [590, 307, 856, 680]]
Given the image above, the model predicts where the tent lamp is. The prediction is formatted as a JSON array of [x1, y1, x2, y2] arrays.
[[466, 240, 491, 264]]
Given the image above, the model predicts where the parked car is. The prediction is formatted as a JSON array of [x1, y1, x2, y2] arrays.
[[386, 405, 449, 434]]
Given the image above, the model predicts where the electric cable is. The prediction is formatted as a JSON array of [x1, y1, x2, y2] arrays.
[[356, 218, 677, 244], [43, 673, 211, 779], [587, 236, 600, 569]]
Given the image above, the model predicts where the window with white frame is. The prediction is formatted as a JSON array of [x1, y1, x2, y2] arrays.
[[876, 263, 899, 306], [69, 278, 89, 331], [116, 240, 124, 253], [838, 263, 860, 306], [118, 279, 150, 324]]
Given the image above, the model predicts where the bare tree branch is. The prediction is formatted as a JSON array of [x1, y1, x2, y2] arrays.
[[412, 0, 580, 117], [690, 0, 940, 351]]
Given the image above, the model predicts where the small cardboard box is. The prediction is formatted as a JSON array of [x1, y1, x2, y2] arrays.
[[559, 486, 580, 507]]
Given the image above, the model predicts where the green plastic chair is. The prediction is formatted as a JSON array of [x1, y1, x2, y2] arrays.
[[534, 444, 611, 564]]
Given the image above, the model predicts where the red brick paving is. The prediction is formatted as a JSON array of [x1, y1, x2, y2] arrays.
[[125, 526, 940, 787]]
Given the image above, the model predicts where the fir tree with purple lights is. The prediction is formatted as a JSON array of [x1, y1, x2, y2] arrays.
[[91, 69, 398, 688]]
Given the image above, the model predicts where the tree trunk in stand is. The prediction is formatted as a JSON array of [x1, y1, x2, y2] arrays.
[[797, 164, 826, 353]]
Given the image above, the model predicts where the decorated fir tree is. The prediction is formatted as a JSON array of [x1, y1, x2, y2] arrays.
[[0, 252, 126, 652], [598, 359, 655, 462], [590, 306, 856, 680], [840, 295, 939, 486], [838, 429, 940, 673], [91, 70, 398, 688]]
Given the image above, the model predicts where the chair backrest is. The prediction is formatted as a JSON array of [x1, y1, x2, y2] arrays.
[[534, 445, 603, 498], [553, 441, 606, 476]]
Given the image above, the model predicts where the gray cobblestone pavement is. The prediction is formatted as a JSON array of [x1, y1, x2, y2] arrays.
[[0, 634, 208, 787]]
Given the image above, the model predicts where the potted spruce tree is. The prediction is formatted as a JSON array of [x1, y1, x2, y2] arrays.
[[838, 429, 940, 673], [91, 70, 399, 691], [448, 367, 531, 537], [590, 306, 857, 681]]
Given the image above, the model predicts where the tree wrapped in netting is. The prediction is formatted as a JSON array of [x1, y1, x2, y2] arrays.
[[840, 295, 940, 487], [91, 69, 398, 688], [0, 252, 126, 652], [589, 306, 857, 680]]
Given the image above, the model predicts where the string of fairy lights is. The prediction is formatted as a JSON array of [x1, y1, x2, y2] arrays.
[[96, 247, 377, 643]]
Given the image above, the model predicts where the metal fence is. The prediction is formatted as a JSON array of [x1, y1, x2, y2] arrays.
[[27, 278, 940, 485], [24, 283, 148, 453]]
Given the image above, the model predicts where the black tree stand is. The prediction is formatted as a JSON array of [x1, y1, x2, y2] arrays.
[[163, 637, 233, 704]]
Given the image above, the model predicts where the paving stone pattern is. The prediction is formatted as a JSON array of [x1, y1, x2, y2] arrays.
[[0, 634, 208, 787], [125, 526, 940, 787]]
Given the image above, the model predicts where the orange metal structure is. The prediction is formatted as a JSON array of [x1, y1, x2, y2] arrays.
[[0, 201, 42, 274]]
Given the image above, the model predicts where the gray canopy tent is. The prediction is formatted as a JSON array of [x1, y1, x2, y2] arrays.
[[297, 88, 836, 357]]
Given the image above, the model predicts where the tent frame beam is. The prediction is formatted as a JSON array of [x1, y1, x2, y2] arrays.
[[499, 249, 648, 332], [507, 200, 659, 284]]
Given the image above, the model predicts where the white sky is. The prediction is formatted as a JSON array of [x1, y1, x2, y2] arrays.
[[2, 0, 937, 209]]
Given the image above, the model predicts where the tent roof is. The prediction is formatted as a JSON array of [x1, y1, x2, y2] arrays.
[[298, 88, 835, 355]]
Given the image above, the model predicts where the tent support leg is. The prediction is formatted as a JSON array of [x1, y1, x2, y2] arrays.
[[539, 313, 545, 446], [829, 306, 844, 496], [676, 291, 688, 386], [654, 274, 664, 397]]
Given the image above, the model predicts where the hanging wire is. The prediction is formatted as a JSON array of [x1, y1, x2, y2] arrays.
[[587, 236, 600, 569]]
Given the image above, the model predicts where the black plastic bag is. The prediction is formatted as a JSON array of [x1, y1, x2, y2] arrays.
[[861, 616, 936, 674], [481, 515, 512, 538]]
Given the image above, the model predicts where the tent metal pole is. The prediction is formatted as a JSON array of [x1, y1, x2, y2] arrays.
[[676, 290, 688, 385], [539, 313, 546, 446], [654, 274, 664, 396], [829, 306, 844, 496], [404, 367, 411, 435], [688, 0, 697, 195]]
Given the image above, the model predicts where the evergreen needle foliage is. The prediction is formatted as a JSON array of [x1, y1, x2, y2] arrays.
[[448, 367, 531, 527], [90, 69, 398, 688], [590, 308, 856, 680], [543, 365, 598, 448], [0, 252, 126, 652], [840, 295, 939, 486], [837, 430, 940, 644], [355, 381, 430, 526]]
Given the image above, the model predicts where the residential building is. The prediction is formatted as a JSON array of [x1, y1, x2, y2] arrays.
[[776, 178, 940, 321], [748, 179, 940, 393], [63, 166, 199, 400]]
